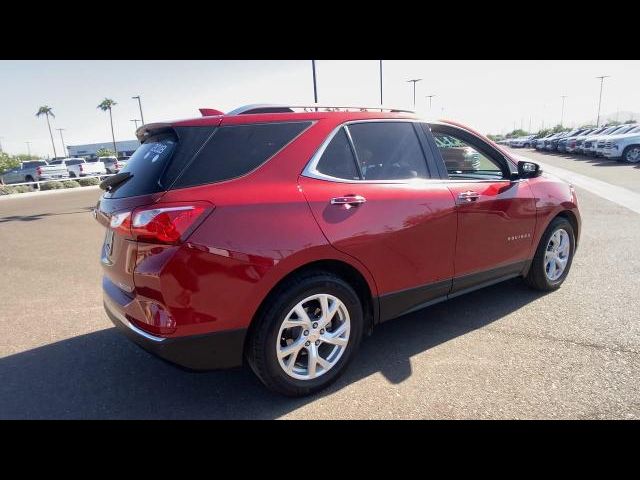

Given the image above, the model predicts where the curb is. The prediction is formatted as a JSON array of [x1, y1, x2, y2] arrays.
[[0, 185, 102, 201]]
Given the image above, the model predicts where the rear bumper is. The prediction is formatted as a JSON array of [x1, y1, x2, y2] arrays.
[[103, 288, 246, 371]]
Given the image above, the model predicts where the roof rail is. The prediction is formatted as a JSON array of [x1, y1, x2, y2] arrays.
[[227, 104, 415, 115]]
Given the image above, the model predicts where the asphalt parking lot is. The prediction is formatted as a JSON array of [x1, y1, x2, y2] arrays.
[[1, 150, 639, 419]]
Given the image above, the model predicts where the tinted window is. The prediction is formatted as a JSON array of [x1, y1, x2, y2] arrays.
[[108, 133, 178, 198], [432, 131, 506, 180], [315, 128, 360, 180], [67, 160, 83, 165], [347, 122, 428, 180], [172, 122, 311, 189]]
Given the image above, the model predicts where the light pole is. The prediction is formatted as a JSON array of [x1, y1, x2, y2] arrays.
[[595, 75, 610, 127], [132, 95, 145, 125], [25, 141, 31, 157], [0, 136, 4, 153], [311, 60, 318, 104], [379, 60, 383, 106], [56, 128, 67, 158], [406, 79, 422, 108], [425, 95, 436, 110], [131, 119, 140, 131], [560, 95, 567, 127]]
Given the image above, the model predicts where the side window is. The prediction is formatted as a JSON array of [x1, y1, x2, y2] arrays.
[[172, 122, 311, 189], [431, 131, 506, 180], [347, 122, 429, 180], [315, 128, 360, 180]]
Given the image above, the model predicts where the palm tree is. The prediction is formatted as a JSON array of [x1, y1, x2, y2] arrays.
[[97, 98, 118, 157], [36, 106, 58, 159]]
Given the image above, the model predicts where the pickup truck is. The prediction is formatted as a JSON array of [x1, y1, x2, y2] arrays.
[[55, 158, 107, 177], [98, 156, 128, 174], [0, 160, 69, 185]]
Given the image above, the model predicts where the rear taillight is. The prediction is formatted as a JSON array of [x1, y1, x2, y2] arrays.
[[109, 202, 211, 245], [36, 167, 42, 176], [79, 164, 84, 172]]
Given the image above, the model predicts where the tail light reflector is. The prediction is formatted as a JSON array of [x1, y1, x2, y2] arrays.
[[36, 167, 42, 176]]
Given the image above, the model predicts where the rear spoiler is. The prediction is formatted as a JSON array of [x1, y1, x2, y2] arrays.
[[135, 123, 174, 143]]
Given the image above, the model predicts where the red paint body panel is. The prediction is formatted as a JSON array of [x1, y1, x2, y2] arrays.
[[300, 176, 457, 295], [446, 180, 537, 276]]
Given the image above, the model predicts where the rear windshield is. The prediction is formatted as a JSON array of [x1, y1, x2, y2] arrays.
[[106, 121, 311, 198]]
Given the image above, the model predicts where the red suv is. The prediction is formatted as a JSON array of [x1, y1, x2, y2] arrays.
[[95, 104, 581, 396]]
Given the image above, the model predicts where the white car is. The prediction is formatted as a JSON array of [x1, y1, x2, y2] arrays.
[[62, 158, 107, 178], [594, 124, 639, 157], [509, 135, 537, 148], [602, 127, 640, 163], [582, 125, 632, 156]]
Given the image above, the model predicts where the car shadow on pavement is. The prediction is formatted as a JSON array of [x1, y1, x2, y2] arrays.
[[0, 208, 94, 224], [0, 278, 547, 419]]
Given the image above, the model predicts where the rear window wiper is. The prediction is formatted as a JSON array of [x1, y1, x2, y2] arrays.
[[100, 172, 132, 191]]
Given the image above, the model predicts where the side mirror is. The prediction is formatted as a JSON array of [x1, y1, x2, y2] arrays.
[[516, 160, 542, 179]]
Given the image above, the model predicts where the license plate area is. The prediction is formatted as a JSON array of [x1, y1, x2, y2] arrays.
[[103, 228, 115, 260]]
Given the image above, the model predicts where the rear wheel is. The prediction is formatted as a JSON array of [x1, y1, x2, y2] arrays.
[[246, 271, 364, 397], [622, 145, 640, 164], [524, 217, 575, 291]]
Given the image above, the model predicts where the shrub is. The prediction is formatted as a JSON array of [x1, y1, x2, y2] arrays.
[[78, 177, 100, 186], [40, 181, 64, 190], [0, 185, 32, 195], [61, 180, 81, 188]]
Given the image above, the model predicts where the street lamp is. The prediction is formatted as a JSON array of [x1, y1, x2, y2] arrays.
[[595, 76, 610, 127], [131, 119, 140, 131], [132, 95, 145, 125], [425, 95, 436, 110], [560, 95, 567, 127], [379, 60, 383, 106], [311, 60, 318, 104], [56, 128, 67, 158], [406, 79, 422, 108], [25, 141, 31, 157], [0, 136, 4, 153]]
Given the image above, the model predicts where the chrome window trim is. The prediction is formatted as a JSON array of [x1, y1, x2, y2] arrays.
[[302, 119, 436, 184]]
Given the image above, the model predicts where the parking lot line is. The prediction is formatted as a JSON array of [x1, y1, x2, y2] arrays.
[[522, 158, 640, 215]]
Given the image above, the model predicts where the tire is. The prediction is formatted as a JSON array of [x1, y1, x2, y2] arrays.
[[622, 145, 640, 164], [246, 271, 364, 397], [70, 172, 76, 178], [524, 217, 575, 291]]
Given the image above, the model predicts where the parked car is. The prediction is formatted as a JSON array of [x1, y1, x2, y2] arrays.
[[583, 125, 630, 156], [557, 128, 590, 153], [63, 158, 107, 177], [510, 135, 537, 148], [572, 126, 608, 154], [595, 124, 638, 157], [565, 127, 597, 153], [99, 156, 128, 174], [0, 160, 69, 185], [602, 126, 640, 163], [534, 133, 554, 150], [540, 132, 566, 151], [94, 104, 581, 396]]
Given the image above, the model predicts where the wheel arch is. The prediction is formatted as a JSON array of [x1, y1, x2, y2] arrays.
[[555, 209, 580, 249], [244, 259, 377, 355]]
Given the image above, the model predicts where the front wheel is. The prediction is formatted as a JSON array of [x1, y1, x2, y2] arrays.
[[524, 217, 575, 291], [246, 272, 364, 397], [622, 145, 640, 164]]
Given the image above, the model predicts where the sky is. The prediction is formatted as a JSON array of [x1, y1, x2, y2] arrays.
[[1, 60, 639, 157]]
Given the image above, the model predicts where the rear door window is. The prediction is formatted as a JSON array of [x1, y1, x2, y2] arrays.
[[315, 128, 360, 180], [346, 122, 429, 180]]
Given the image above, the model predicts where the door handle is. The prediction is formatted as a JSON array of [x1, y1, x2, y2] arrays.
[[457, 191, 480, 203], [330, 194, 367, 208]]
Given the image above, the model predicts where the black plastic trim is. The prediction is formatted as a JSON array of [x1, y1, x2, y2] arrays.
[[104, 300, 246, 371]]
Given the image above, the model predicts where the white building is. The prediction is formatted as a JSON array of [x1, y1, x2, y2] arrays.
[[67, 140, 140, 159]]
